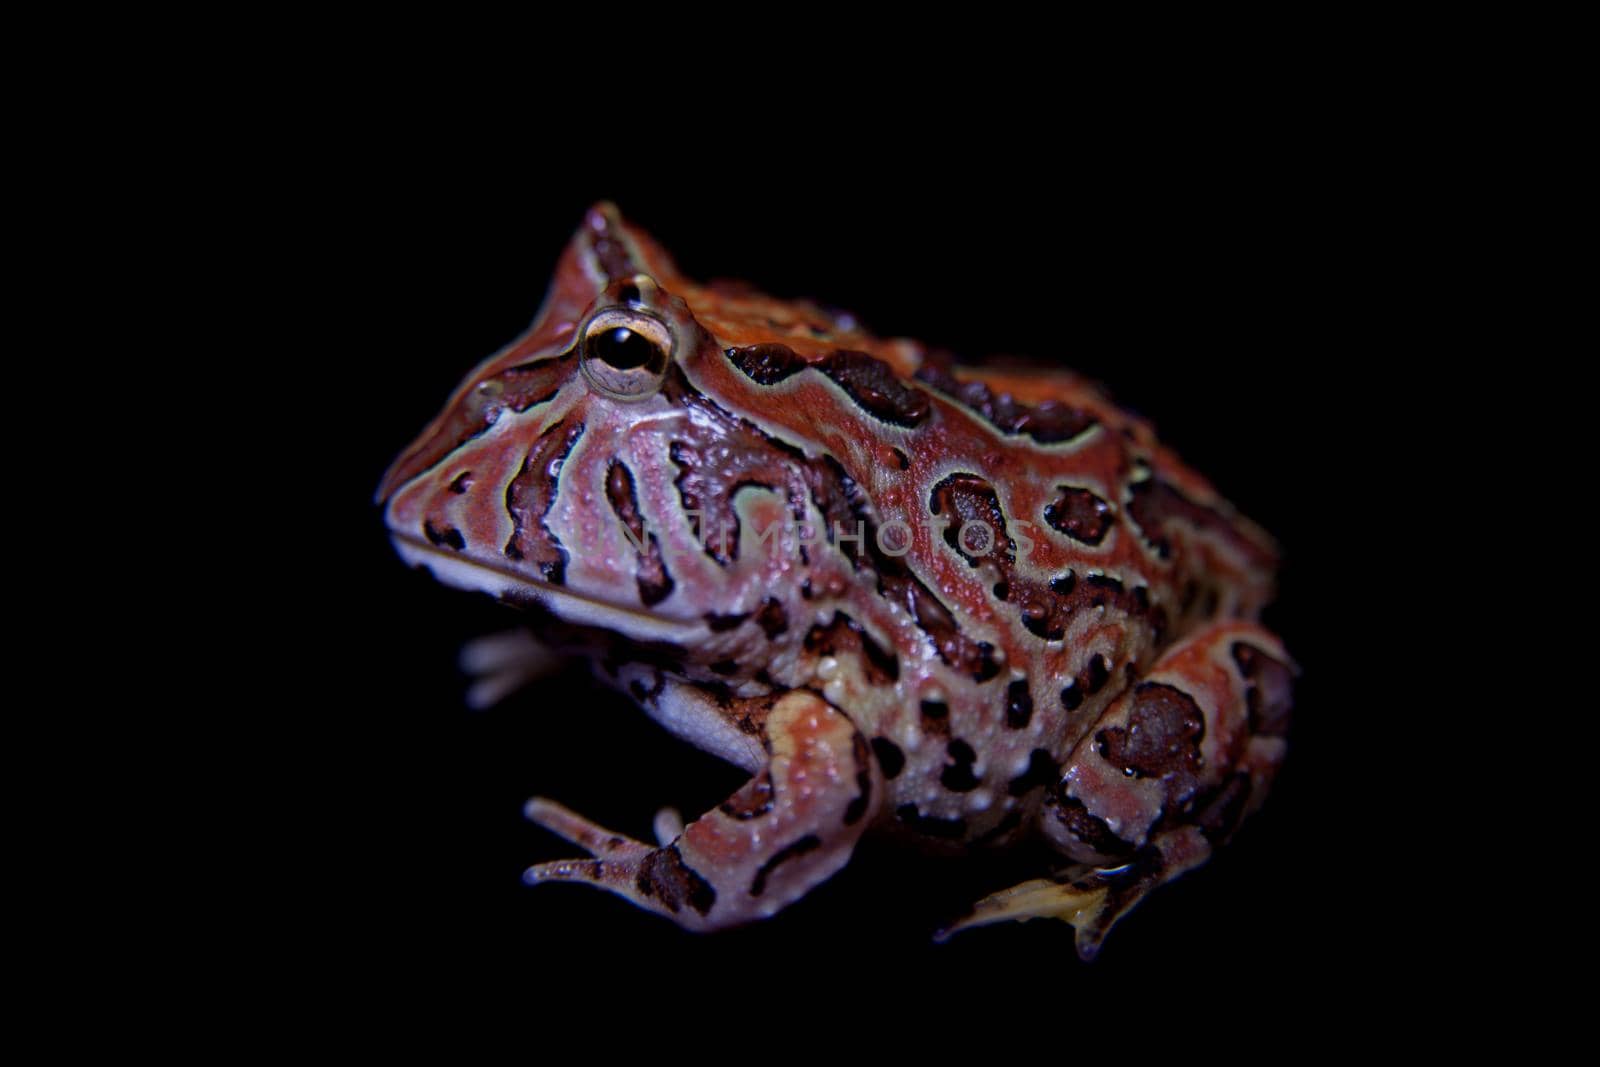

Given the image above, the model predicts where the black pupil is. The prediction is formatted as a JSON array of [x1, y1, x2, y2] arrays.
[[591, 326, 661, 371]]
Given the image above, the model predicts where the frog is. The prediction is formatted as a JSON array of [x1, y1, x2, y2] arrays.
[[376, 203, 1295, 958]]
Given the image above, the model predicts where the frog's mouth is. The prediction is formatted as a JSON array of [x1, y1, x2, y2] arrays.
[[388, 530, 708, 645]]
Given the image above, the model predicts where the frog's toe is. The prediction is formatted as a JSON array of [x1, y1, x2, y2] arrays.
[[936, 875, 1113, 957], [523, 857, 608, 887], [521, 798, 663, 906], [519, 798, 721, 925], [460, 629, 560, 709], [522, 796, 653, 858], [938, 828, 1209, 960], [652, 806, 684, 846]]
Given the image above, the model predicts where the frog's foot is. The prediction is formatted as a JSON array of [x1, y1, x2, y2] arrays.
[[459, 628, 560, 709], [522, 690, 882, 930], [936, 878, 1107, 945], [989, 620, 1294, 958], [936, 829, 1209, 959]]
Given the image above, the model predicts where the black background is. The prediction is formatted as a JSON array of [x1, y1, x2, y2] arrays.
[[306, 138, 1406, 1012]]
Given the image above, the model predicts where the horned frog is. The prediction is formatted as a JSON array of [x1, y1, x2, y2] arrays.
[[377, 204, 1295, 957]]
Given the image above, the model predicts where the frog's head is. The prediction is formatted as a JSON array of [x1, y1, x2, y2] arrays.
[[378, 203, 911, 667]]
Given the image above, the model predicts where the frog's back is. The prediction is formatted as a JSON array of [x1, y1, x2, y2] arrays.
[[604, 216, 1281, 847]]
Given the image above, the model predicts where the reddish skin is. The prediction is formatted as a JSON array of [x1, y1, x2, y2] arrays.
[[378, 203, 1294, 955]]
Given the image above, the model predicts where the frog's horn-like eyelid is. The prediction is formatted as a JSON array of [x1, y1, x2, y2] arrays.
[[581, 201, 650, 285]]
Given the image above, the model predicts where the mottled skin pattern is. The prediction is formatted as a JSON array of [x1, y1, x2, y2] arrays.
[[378, 204, 1296, 956]]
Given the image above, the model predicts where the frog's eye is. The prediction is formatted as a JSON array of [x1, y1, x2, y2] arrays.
[[579, 307, 673, 400]]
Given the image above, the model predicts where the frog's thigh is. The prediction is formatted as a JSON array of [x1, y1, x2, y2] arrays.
[[524, 690, 882, 930], [941, 620, 1295, 958]]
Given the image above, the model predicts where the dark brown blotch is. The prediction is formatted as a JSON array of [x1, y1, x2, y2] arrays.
[[606, 460, 674, 605], [817, 349, 930, 427], [1232, 642, 1294, 737], [1012, 569, 1151, 647], [803, 453, 872, 567], [1083, 654, 1111, 695], [755, 598, 788, 638], [1005, 678, 1034, 729], [929, 473, 1014, 568], [877, 567, 999, 681], [505, 419, 586, 584], [749, 835, 822, 896], [871, 737, 905, 779], [1045, 486, 1113, 545], [726, 343, 807, 384], [423, 519, 465, 552], [804, 613, 899, 685], [940, 739, 981, 793], [844, 733, 873, 826], [730, 344, 931, 426], [1098, 683, 1205, 779], [915, 355, 1096, 443], [1051, 794, 1135, 856], [1126, 473, 1277, 569], [719, 770, 775, 821], [635, 845, 717, 916]]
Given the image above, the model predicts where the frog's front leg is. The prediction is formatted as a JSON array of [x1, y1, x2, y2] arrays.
[[943, 621, 1295, 958], [523, 689, 881, 929]]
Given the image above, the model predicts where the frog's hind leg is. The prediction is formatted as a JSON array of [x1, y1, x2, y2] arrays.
[[522, 689, 882, 930], [939, 621, 1295, 958]]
